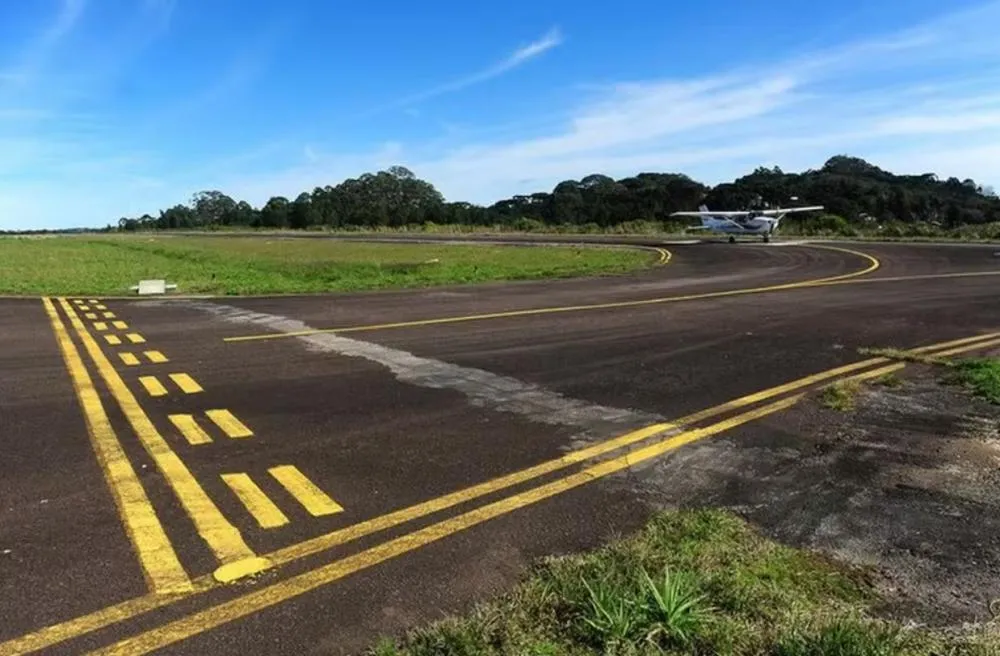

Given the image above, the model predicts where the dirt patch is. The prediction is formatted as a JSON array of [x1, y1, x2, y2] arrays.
[[631, 363, 1000, 629]]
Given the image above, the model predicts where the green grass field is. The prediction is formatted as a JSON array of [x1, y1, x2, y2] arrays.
[[0, 235, 653, 296]]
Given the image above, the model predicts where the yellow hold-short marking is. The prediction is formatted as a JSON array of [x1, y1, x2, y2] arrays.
[[269, 466, 343, 517], [42, 298, 191, 594], [205, 409, 253, 439], [222, 474, 289, 529], [139, 376, 168, 397], [169, 415, 213, 446], [170, 373, 203, 394], [145, 350, 169, 363]]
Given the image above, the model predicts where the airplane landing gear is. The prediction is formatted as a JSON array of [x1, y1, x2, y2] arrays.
[[729, 235, 736, 243], [762, 234, 771, 243]]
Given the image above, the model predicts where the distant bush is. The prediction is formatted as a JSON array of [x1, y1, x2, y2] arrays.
[[512, 217, 548, 232]]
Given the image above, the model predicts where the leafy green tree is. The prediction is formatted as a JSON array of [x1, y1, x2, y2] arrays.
[[259, 196, 290, 228]]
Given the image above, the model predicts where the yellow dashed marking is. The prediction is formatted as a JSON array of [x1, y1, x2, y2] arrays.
[[104, 334, 122, 345], [79, 305, 91, 311], [139, 376, 168, 397], [222, 474, 289, 529], [126, 333, 146, 344], [85, 313, 97, 320], [269, 466, 343, 517], [206, 410, 253, 439], [113, 320, 128, 330], [169, 415, 213, 446], [73, 299, 85, 306], [95, 304, 108, 310], [119, 353, 140, 366], [88, 299, 98, 304], [103, 311, 116, 319], [94, 321, 109, 331], [170, 373, 203, 394], [145, 350, 169, 363]]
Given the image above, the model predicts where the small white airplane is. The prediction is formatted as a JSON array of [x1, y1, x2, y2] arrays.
[[670, 204, 824, 242]]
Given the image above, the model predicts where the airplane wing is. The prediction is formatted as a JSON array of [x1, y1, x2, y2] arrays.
[[670, 210, 752, 217], [758, 206, 825, 216]]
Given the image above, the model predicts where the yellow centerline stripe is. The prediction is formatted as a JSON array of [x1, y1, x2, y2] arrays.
[[92, 394, 804, 656], [40, 298, 191, 594], [6, 329, 999, 656], [169, 373, 203, 394], [222, 474, 290, 529], [205, 409, 253, 439], [223, 245, 878, 342], [56, 299, 265, 578], [168, 415, 213, 446], [935, 335, 1000, 358], [269, 466, 343, 516]]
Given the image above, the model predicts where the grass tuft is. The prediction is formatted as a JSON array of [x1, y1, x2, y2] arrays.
[[872, 373, 903, 388], [774, 619, 911, 656], [857, 347, 949, 366], [947, 358, 1000, 404], [821, 379, 863, 411]]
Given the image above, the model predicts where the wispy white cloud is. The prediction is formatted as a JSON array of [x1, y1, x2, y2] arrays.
[[369, 27, 563, 114], [3, 0, 87, 83], [391, 2, 1000, 203], [34, 0, 87, 60]]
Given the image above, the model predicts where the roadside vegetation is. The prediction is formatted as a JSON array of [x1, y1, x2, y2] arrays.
[[947, 358, 1000, 404], [856, 345, 1000, 406], [367, 509, 995, 656], [820, 379, 863, 411], [0, 235, 653, 296]]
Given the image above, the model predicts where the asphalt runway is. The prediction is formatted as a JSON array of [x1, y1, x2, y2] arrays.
[[2, 240, 999, 655]]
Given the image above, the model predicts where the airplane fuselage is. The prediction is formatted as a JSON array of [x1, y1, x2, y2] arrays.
[[700, 215, 778, 235]]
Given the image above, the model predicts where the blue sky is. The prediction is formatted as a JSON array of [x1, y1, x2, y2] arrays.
[[2, 0, 999, 229]]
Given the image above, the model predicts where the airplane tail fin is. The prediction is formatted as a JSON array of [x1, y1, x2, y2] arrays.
[[698, 205, 711, 226]]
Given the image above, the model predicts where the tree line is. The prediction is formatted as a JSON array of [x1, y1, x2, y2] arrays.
[[115, 156, 1000, 234]]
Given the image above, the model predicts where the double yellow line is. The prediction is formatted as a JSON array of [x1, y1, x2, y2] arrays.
[[8, 326, 1000, 655]]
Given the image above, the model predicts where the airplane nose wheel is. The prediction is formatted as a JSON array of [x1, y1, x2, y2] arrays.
[[729, 236, 736, 243], [763, 234, 770, 243]]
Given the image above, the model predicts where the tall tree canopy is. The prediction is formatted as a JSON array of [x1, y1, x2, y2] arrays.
[[112, 157, 1000, 234]]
